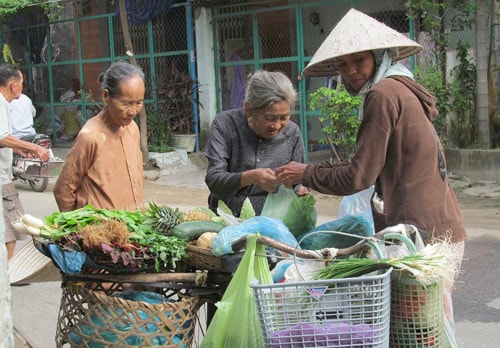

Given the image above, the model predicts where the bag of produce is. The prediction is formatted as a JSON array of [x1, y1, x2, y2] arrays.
[[211, 216, 298, 256], [261, 185, 317, 237], [338, 186, 375, 234], [297, 214, 373, 250], [201, 233, 272, 348]]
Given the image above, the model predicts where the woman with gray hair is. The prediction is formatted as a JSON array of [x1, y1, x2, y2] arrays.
[[54, 61, 145, 212], [204, 70, 308, 217]]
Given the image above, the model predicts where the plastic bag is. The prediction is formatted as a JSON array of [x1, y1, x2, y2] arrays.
[[297, 215, 373, 250], [48, 244, 87, 274], [201, 233, 272, 348], [261, 185, 317, 237], [211, 216, 299, 256], [283, 258, 325, 282], [338, 186, 375, 234]]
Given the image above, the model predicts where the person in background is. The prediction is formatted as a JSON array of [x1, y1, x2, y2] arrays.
[[60, 77, 82, 104], [57, 77, 82, 141], [0, 64, 50, 260], [10, 93, 37, 141], [53, 61, 145, 212], [275, 8, 466, 333], [204, 70, 308, 217]]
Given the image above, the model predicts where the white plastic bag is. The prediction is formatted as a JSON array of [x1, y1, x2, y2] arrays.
[[338, 186, 375, 234]]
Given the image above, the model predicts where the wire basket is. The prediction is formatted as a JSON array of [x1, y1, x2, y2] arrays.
[[390, 274, 444, 347], [56, 280, 199, 348], [251, 268, 392, 348]]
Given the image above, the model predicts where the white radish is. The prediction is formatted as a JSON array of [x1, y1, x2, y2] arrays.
[[13, 221, 29, 235], [25, 225, 41, 236], [21, 214, 45, 229]]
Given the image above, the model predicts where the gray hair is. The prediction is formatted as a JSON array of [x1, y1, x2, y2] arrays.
[[0, 64, 21, 87], [99, 61, 145, 97], [245, 70, 297, 110]]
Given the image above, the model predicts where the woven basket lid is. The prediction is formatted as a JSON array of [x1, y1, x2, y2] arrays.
[[303, 8, 422, 77]]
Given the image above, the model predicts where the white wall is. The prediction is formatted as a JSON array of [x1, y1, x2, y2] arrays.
[[194, 7, 217, 150]]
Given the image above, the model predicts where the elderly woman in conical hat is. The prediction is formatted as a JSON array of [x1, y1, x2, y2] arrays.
[[276, 8, 466, 331]]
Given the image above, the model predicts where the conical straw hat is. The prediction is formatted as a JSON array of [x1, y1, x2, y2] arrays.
[[9, 239, 61, 285], [303, 8, 422, 77]]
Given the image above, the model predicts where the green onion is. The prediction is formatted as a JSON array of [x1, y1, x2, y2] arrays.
[[313, 242, 456, 287]]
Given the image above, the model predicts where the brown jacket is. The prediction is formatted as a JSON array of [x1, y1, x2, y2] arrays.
[[303, 76, 467, 243], [54, 113, 144, 212]]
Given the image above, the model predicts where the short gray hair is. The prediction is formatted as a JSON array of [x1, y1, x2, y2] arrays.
[[0, 64, 21, 87], [99, 61, 145, 97], [245, 70, 297, 111]]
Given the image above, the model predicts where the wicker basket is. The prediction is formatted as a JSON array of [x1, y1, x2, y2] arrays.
[[184, 244, 244, 274], [184, 244, 225, 272], [84, 253, 160, 274], [56, 281, 199, 347]]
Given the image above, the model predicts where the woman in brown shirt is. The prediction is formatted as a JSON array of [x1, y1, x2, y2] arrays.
[[54, 62, 145, 212]]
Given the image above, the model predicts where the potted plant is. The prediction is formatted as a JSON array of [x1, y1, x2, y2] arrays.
[[146, 110, 175, 153], [156, 59, 202, 152]]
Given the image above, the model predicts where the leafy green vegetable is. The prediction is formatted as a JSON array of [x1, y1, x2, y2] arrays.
[[239, 198, 256, 220], [43, 204, 187, 271], [217, 200, 233, 216]]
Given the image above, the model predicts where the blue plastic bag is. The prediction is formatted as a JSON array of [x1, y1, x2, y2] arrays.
[[48, 244, 86, 274], [211, 216, 299, 256]]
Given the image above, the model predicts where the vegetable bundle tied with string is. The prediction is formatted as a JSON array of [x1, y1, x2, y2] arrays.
[[313, 242, 456, 288]]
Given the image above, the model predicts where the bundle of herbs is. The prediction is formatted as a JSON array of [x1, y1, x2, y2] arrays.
[[42, 204, 188, 271], [313, 242, 456, 287]]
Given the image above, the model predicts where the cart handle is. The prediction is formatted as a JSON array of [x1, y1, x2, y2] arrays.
[[231, 234, 370, 260]]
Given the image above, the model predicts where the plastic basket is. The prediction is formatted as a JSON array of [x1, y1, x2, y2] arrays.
[[55, 281, 199, 348], [390, 274, 444, 347], [251, 268, 392, 348]]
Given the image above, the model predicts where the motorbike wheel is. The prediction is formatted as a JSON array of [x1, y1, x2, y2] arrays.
[[28, 178, 49, 192]]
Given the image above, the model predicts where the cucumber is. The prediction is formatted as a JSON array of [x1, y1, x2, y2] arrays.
[[172, 221, 225, 241]]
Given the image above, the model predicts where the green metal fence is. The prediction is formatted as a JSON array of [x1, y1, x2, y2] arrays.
[[1, 1, 195, 147], [210, 0, 477, 158], [2, 0, 479, 153]]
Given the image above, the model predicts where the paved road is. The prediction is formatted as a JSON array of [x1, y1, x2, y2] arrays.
[[9, 148, 500, 347]]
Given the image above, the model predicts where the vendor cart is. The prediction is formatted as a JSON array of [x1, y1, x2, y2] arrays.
[[35, 218, 448, 348]]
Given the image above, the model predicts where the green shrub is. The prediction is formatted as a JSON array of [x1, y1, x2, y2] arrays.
[[309, 85, 361, 160]]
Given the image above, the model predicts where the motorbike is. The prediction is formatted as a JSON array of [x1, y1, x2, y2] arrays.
[[12, 134, 65, 192]]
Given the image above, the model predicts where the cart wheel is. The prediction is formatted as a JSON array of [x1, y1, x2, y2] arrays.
[[29, 178, 49, 192], [191, 292, 223, 347]]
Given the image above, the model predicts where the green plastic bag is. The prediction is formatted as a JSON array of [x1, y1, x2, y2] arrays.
[[261, 185, 317, 237], [200, 234, 272, 348]]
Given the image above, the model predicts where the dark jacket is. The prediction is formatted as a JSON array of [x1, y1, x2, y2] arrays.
[[303, 76, 467, 243], [205, 108, 305, 217]]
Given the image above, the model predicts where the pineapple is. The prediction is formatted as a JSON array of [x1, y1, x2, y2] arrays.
[[146, 202, 183, 234]]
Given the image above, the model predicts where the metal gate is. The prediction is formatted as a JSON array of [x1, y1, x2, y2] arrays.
[[1, 1, 195, 146], [209, 0, 436, 159]]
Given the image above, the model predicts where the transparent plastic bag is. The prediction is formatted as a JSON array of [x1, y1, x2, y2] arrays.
[[261, 185, 317, 237], [338, 186, 375, 234]]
